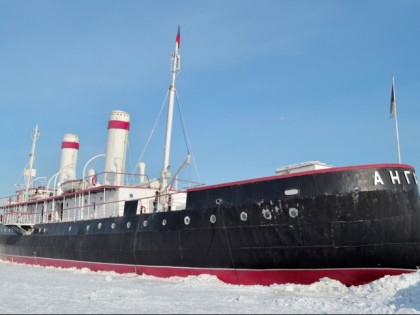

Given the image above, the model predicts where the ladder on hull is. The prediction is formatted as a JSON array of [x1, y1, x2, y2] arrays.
[[5, 224, 34, 236]]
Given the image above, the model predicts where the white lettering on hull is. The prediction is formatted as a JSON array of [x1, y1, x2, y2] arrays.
[[374, 171, 384, 185], [374, 170, 418, 186], [404, 170, 411, 184], [389, 171, 401, 184]]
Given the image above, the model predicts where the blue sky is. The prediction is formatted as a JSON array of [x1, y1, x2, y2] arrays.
[[0, 0, 419, 197]]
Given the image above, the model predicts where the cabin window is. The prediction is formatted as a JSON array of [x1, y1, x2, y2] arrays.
[[111, 223, 116, 229], [97, 222, 102, 229], [86, 225, 90, 231], [143, 220, 148, 227], [126, 222, 131, 229], [184, 216, 190, 225], [240, 212, 248, 221], [162, 219, 167, 226]]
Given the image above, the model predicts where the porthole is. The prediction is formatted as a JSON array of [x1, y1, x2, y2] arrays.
[[86, 225, 90, 231], [129, 194, 133, 198], [126, 222, 131, 229], [210, 215, 216, 224], [44, 228, 47, 233], [68, 226, 72, 232], [215, 198, 223, 205], [184, 216, 190, 225], [162, 219, 167, 226], [143, 220, 148, 227], [289, 207, 299, 218], [111, 223, 116, 229], [262, 209, 272, 220], [240, 212, 248, 221], [98, 222, 102, 229]]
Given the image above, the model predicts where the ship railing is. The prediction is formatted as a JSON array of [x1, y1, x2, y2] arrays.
[[139, 190, 189, 213], [169, 178, 204, 191], [0, 189, 189, 226], [54, 199, 126, 222], [0, 171, 202, 205], [0, 200, 123, 225], [81, 171, 203, 191], [80, 171, 155, 190], [0, 195, 17, 207], [0, 169, 202, 226], [0, 187, 53, 206], [1, 210, 42, 226]]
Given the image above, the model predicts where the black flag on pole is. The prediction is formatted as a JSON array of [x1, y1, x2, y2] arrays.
[[390, 78, 396, 118]]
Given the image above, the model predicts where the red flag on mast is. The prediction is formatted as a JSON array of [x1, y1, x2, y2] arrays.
[[176, 26, 181, 49]]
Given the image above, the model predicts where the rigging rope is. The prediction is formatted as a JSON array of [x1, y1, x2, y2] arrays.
[[175, 91, 190, 154], [131, 87, 202, 186], [175, 91, 202, 184], [133, 90, 169, 173]]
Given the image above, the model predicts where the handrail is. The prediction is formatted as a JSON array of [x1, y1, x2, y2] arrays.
[[0, 186, 189, 226], [0, 170, 203, 202], [82, 154, 106, 189]]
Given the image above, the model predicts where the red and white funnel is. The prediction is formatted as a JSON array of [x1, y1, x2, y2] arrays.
[[59, 133, 79, 183], [104, 110, 130, 186]]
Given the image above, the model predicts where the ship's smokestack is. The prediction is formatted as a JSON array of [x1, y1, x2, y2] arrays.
[[139, 162, 146, 184], [59, 133, 79, 183], [104, 110, 130, 186]]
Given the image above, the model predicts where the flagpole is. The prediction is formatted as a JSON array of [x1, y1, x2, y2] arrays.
[[391, 75, 402, 163]]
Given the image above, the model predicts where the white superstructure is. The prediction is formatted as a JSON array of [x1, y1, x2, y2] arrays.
[[275, 161, 333, 175]]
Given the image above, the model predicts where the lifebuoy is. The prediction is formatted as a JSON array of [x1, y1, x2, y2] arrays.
[[91, 175, 98, 186]]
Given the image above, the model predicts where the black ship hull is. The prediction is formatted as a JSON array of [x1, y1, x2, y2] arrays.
[[1, 164, 419, 286]]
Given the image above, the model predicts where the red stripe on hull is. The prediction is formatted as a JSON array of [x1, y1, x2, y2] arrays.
[[0, 255, 136, 274], [108, 120, 130, 130], [136, 265, 413, 286], [0, 254, 414, 286]]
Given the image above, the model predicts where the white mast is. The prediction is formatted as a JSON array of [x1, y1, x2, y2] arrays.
[[24, 124, 40, 190], [160, 26, 181, 193]]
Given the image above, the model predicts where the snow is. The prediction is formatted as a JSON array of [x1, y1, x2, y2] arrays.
[[0, 260, 420, 314]]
